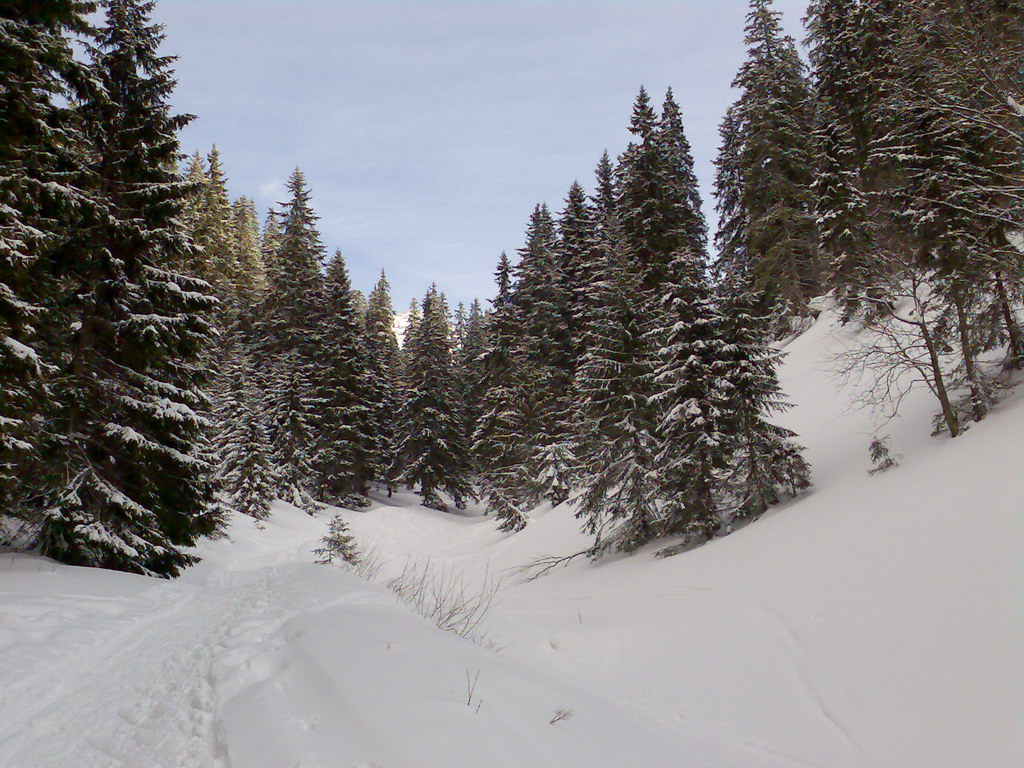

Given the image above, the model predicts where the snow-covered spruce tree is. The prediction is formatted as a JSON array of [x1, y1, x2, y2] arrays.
[[458, 298, 488, 449], [711, 105, 751, 291], [614, 87, 672, 304], [0, 0, 95, 511], [38, 0, 220, 576], [715, 0, 820, 328], [264, 354, 320, 513], [804, 0, 875, 320], [315, 251, 374, 506], [259, 207, 283, 285], [512, 204, 578, 505], [313, 515, 359, 565], [717, 290, 811, 517], [255, 169, 325, 511], [230, 196, 267, 314], [473, 253, 531, 530], [650, 252, 733, 544], [557, 181, 599, 366], [396, 287, 474, 511], [364, 270, 401, 493], [220, 359, 275, 522], [198, 146, 239, 302], [574, 221, 663, 553]]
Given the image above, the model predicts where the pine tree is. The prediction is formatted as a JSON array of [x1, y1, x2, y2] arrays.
[[38, 0, 219, 576], [716, 0, 821, 327], [805, 0, 875, 318], [473, 253, 531, 529], [0, 1, 96, 510], [314, 515, 359, 565], [364, 270, 401, 493], [396, 287, 474, 511], [256, 169, 325, 511], [220, 361, 275, 522], [315, 251, 374, 506], [651, 252, 733, 543], [717, 291, 811, 516], [230, 196, 266, 312], [574, 222, 662, 553]]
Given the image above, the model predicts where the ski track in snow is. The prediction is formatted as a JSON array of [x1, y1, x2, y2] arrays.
[[0, 565, 284, 767]]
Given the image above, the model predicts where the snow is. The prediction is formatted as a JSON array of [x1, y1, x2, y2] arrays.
[[392, 310, 411, 345], [1, 307, 1021, 767]]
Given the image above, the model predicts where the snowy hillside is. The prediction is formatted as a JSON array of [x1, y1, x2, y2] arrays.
[[393, 310, 411, 345], [1, 307, 1021, 767]]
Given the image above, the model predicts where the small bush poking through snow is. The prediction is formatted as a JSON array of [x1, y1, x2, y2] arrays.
[[867, 435, 901, 475], [314, 516, 359, 565], [383, 560, 501, 647]]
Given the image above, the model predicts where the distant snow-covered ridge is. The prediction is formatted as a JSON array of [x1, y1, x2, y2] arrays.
[[393, 311, 411, 345]]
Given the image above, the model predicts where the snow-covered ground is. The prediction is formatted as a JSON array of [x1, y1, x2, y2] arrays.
[[1, 308, 1021, 767]]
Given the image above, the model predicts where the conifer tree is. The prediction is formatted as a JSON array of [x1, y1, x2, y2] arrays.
[[805, 0, 875, 317], [651, 252, 733, 543], [473, 253, 531, 530], [512, 204, 577, 504], [459, 298, 488, 451], [199, 146, 239, 296], [38, 0, 219, 576], [557, 182, 598, 364], [231, 196, 266, 312], [260, 207, 283, 283], [315, 251, 374, 506], [717, 292, 811, 516], [574, 222, 662, 552], [0, 0, 96, 510], [364, 271, 401, 492], [256, 169, 324, 511], [220, 361, 275, 522], [396, 287, 474, 511], [715, 0, 820, 327], [314, 515, 359, 565]]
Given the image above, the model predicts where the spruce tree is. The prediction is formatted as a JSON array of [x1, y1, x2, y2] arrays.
[[512, 204, 577, 505], [473, 253, 531, 530], [364, 271, 401, 493], [315, 251, 374, 506], [230, 196, 266, 312], [220, 361, 275, 522], [0, 1, 95, 510], [38, 0, 219, 576], [717, 291, 811, 516], [651, 252, 733, 543], [805, 0, 875, 318], [574, 222, 662, 553], [256, 169, 324, 511], [716, 0, 821, 327], [396, 287, 474, 511]]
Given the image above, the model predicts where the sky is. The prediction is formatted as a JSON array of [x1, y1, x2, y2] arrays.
[[155, 0, 808, 310]]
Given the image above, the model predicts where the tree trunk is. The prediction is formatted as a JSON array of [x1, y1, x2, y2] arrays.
[[952, 290, 987, 423], [995, 272, 1024, 368]]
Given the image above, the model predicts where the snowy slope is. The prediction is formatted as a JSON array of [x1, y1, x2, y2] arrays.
[[1, 307, 1021, 767], [343, 308, 1024, 768]]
